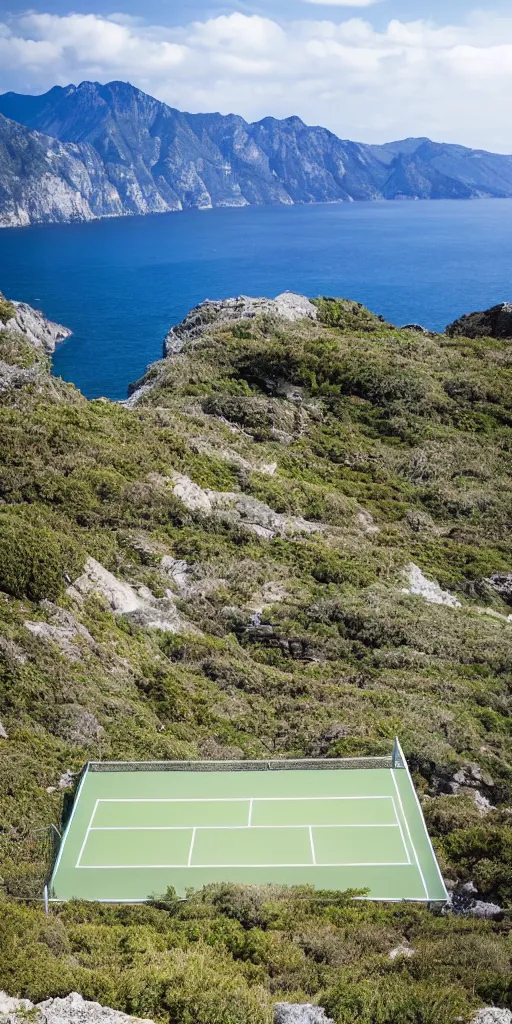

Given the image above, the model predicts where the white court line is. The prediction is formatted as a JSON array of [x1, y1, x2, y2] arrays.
[[78, 860, 411, 870], [187, 827, 196, 867], [75, 799, 99, 869], [391, 770, 428, 900], [248, 799, 253, 826], [96, 796, 392, 803], [89, 823, 401, 832], [390, 797, 411, 865], [309, 826, 316, 865]]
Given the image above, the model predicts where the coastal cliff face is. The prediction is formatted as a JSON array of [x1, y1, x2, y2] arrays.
[[2, 81, 512, 226], [0, 114, 125, 227], [0, 292, 70, 391], [0, 289, 511, 1022]]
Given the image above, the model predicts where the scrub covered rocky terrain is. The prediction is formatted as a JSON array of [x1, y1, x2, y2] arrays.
[[0, 290, 511, 1023]]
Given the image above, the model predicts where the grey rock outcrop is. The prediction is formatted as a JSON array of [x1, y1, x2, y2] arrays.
[[0, 991, 154, 1024], [484, 573, 512, 605], [471, 1010, 512, 1024], [46, 769, 77, 793], [170, 471, 323, 540], [446, 302, 512, 339], [0, 292, 71, 391], [401, 323, 430, 334], [274, 1005, 334, 1024], [67, 556, 184, 633], [3, 301, 71, 354], [401, 563, 461, 608], [431, 761, 496, 801], [55, 704, 103, 746], [25, 602, 95, 661], [163, 292, 317, 356], [388, 943, 415, 959], [447, 892, 503, 920]]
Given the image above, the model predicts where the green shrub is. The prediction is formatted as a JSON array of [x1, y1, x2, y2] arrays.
[[161, 945, 272, 1024], [0, 295, 16, 323], [0, 506, 85, 601], [321, 975, 474, 1024]]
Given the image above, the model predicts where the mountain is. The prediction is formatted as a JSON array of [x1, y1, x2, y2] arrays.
[[2, 81, 512, 227], [0, 286, 511, 1018]]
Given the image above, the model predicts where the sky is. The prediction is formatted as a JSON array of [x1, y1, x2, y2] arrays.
[[1, 0, 512, 151]]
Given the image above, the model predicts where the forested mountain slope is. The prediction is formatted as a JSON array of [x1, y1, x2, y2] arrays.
[[0, 291, 510, 1023]]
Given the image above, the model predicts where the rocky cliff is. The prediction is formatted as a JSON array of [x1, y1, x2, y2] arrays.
[[447, 301, 512, 339], [0, 291, 70, 391], [0, 114, 125, 227], [2, 81, 512, 226]]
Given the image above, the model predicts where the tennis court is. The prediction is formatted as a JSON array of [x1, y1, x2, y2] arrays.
[[49, 741, 447, 903]]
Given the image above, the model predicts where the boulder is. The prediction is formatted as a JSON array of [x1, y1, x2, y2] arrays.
[[46, 770, 77, 794], [388, 943, 415, 959], [451, 762, 495, 793], [0, 991, 154, 1024], [447, 892, 503, 920], [0, 719, 7, 740], [446, 302, 512, 339], [67, 557, 142, 614], [274, 1005, 334, 1024]]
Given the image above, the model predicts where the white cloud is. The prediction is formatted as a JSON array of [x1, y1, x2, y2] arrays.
[[302, 0, 382, 6], [1, 9, 512, 152]]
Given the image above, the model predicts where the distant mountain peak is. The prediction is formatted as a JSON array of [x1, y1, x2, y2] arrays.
[[1, 79, 512, 227]]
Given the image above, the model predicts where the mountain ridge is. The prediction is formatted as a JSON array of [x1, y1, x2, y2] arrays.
[[2, 80, 512, 227]]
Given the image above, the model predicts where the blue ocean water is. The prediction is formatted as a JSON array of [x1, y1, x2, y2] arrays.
[[1, 199, 512, 401]]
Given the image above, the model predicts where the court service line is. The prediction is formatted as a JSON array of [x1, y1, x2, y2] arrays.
[[75, 799, 99, 869], [308, 826, 316, 865], [78, 860, 411, 870], [248, 799, 253, 826], [390, 797, 411, 865], [96, 795, 394, 803], [391, 770, 428, 900], [88, 824, 401, 831]]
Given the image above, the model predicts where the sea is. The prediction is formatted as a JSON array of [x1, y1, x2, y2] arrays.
[[1, 198, 512, 401]]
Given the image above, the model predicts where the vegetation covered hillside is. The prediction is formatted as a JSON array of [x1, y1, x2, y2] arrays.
[[0, 294, 511, 1024]]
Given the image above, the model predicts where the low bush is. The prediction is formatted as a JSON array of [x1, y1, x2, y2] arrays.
[[0, 506, 85, 601]]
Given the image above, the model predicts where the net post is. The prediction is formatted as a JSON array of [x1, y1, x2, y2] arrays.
[[392, 737, 405, 769]]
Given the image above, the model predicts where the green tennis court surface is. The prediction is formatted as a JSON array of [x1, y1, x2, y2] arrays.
[[49, 743, 447, 903]]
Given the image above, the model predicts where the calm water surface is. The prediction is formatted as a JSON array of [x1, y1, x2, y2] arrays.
[[0, 200, 511, 400]]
